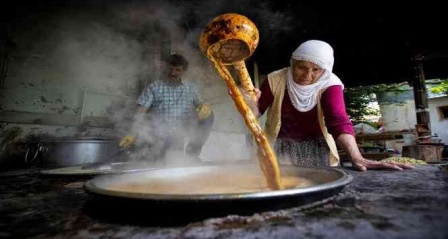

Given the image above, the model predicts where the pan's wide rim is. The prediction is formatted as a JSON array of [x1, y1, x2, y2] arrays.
[[40, 162, 155, 176], [84, 164, 353, 202]]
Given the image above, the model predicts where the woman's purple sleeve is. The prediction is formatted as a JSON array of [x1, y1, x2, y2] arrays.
[[321, 85, 355, 138]]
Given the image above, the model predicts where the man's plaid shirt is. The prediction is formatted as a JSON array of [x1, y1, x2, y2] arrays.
[[137, 80, 203, 137]]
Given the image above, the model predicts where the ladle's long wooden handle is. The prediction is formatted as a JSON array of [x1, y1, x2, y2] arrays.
[[209, 56, 283, 190], [233, 61, 257, 101]]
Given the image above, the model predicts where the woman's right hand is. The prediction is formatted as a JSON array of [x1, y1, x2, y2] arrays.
[[242, 88, 261, 117], [228, 86, 261, 116], [252, 88, 261, 101], [240, 88, 260, 101]]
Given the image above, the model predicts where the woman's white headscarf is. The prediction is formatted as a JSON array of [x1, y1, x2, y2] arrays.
[[286, 40, 344, 112]]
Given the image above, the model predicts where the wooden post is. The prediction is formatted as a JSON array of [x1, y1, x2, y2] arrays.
[[411, 54, 431, 143]]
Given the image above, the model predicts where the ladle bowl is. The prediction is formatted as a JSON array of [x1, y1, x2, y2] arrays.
[[199, 13, 259, 64]]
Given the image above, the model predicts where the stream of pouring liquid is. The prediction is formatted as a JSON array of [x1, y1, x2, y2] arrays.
[[208, 55, 283, 190]]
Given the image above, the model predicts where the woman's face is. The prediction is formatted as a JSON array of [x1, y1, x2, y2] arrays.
[[291, 60, 325, 85]]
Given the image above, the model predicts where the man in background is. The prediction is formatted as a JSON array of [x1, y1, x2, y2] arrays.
[[119, 54, 214, 163]]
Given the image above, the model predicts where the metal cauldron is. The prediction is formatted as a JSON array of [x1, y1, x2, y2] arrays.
[[31, 137, 120, 167]]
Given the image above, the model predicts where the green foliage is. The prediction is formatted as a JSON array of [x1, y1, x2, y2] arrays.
[[429, 79, 448, 94], [344, 79, 447, 124], [367, 121, 379, 129], [344, 87, 379, 124]]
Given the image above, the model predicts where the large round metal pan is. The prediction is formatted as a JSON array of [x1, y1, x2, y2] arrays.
[[84, 163, 352, 201], [83, 164, 352, 225]]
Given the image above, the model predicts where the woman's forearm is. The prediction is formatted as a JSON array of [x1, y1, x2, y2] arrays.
[[336, 133, 363, 161]]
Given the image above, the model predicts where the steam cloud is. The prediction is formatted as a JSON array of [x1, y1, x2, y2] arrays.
[[2, 0, 296, 167]]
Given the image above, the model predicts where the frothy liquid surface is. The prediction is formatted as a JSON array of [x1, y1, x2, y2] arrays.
[[108, 171, 312, 195]]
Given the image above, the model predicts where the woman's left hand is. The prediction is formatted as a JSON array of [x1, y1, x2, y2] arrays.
[[351, 157, 415, 171]]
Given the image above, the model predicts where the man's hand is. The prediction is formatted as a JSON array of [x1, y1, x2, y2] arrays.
[[119, 135, 136, 149], [196, 103, 212, 121]]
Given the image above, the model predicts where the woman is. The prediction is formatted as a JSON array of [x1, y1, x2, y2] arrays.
[[248, 40, 412, 171]]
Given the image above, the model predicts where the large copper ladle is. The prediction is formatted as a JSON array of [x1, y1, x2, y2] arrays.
[[199, 13, 282, 190]]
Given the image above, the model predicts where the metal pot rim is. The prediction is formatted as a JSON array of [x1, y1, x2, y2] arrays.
[[41, 140, 116, 143], [39, 137, 118, 143]]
